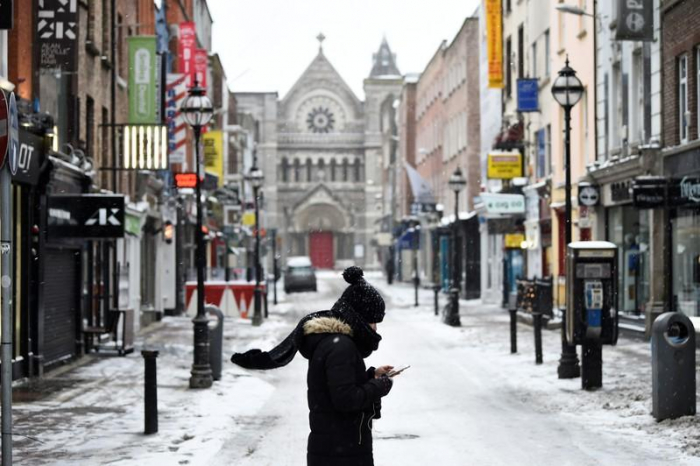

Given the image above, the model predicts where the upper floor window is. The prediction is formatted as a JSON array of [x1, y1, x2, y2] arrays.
[[294, 158, 301, 182], [281, 157, 289, 182], [342, 158, 349, 182], [330, 159, 337, 182], [679, 54, 689, 143], [306, 158, 313, 182], [544, 30, 550, 78]]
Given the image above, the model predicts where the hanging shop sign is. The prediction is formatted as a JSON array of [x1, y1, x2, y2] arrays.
[[122, 124, 168, 170], [485, 0, 503, 88], [517, 79, 539, 112], [632, 177, 700, 209], [504, 233, 525, 249], [174, 172, 198, 189], [13, 128, 44, 185], [616, 0, 654, 42], [128, 36, 158, 124], [487, 151, 523, 179], [578, 184, 600, 207], [194, 49, 208, 88], [0, 0, 13, 29], [203, 130, 223, 187], [47, 195, 125, 239], [676, 177, 700, 206], [610, 180, 632, 203], [480, 193, 525, 216], [36, 0, 78, 70], [166, 73, 188, 165], [178, 22, 196, 87]]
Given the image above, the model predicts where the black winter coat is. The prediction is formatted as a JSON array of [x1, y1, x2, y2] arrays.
[[299, 316, 392, 466]]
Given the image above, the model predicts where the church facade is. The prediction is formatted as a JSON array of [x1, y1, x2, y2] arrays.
[[235, 38, 402, 269]]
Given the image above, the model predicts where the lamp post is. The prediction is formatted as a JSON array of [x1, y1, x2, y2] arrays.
[[246, 163, 264, 326], [181, 82, 215, 389], [552, 58, 584, 379], [445, 167, 466, 326]]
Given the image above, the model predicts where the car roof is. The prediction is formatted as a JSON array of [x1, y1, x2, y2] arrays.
[[287, 256, 312, 267]]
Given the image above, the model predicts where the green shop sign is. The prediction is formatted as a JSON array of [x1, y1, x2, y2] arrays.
[[128, 36, 157, 124], [125, 213, 142, 236]]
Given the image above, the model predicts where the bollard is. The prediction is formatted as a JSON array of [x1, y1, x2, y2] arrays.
[[652, 312, 696, 421], [141, 350, 159, 435], [581, 339, 602, 390], [509, 307, 518, 354], [207, 305, 224, 381], [433, 285, 440, 316], [533, 312, 543, 365]]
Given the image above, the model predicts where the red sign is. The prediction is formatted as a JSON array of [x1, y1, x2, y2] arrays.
[[178, 22, 196, 87], [175, 172, 198, 189], [194, 49, 208, 88], [0, 90, 7, 167]]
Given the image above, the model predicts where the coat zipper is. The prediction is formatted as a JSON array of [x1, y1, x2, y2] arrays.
[[368, 404, 376, 430], [358, 412, 365, 445]]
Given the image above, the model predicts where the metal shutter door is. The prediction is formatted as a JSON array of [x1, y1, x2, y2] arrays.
[[43, 248, 80, 365]]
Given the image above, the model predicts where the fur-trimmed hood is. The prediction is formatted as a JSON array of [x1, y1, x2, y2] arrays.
[[303, 317, 353, 337]]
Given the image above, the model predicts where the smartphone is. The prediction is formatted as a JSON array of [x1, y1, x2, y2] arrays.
[[387, 365, 410, 377]]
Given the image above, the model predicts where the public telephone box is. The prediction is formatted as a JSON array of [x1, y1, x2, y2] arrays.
[[566, 241, 618, 346]]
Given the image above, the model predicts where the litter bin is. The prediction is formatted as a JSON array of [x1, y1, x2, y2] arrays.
[[207, 305, 224, 381], [651, 312, 696, 421]]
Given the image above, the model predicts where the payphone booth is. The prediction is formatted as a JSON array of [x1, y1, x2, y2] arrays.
[[566, 241, 619, 346]]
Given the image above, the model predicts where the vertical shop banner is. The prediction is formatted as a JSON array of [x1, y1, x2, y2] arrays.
[[128, 36, 157, 124], [485, 0, 503, 88], [178, 22, 196, 87], [616, 0, 654, 42], [194, 49, 208, 88], [36, 0, 79, 70], [166, 74, 188, 164], [203, 130, 223, 187]]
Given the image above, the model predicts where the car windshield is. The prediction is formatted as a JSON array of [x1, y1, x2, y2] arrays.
[[289, 266, 313, 276]]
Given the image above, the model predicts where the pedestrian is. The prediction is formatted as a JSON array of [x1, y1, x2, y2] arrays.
[[231, 266, 394, 466]]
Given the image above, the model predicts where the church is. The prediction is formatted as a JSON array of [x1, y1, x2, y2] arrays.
[[234, 36, 402, 269]]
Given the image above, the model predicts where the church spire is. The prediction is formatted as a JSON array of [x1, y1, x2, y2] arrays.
[[316, 32, 326, 53], [369, 37, 400, 77]]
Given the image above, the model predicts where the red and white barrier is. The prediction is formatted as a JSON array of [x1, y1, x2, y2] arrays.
[[185, 281, 267, 318]]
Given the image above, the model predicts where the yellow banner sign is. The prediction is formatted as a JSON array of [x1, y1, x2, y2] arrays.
[[504, 234, 525, 249], [485, 0, 503, 89], [242, 212, 256, 227], [203, 130, 224, 187], [487, 152, 522, 179]]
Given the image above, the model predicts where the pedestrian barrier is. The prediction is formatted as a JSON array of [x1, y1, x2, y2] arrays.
[[185, 281, 267, 318], [141, 350, 159, 435], [207, 305, 224, 381], [651, 312, 696, 421]]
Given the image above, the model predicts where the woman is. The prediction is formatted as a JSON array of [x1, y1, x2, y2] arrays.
[[231, 266, 394, 466]]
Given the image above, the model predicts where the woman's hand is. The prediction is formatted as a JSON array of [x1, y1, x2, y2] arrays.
[[374, 365, 394, 378]]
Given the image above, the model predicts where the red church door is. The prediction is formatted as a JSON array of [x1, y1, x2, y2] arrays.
[[309, 232, 334, 269]]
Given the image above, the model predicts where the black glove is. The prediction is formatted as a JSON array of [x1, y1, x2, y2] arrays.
[[375, 375, 393, 397]]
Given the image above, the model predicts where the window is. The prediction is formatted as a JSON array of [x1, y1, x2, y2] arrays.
[[505, 37, 512, 98], [546, 124, 552, 175], [532, 41, 537, 77], [306, 158, 312, 182], [281, 158, 289, 182], [612, 62, 622, 149], [536, 128, 546, 179], [342, 158, 349, 182], [544, 30, 550, 77], [102, 0, 110, 57], [631, 50, 643, 144], [505, 0, 511, 13], [354, 159, 361, 182], [318, 158, 325, 180], [330, 159, 337, 181], [117, 14, 124, 77], [517, 25, 524, 79], [294, 158, 301, 182], [679, 55, 689, 143], [86, 96, 95, 157]]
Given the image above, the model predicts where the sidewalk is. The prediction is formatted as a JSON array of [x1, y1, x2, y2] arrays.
[[12, 310, 297, 466]]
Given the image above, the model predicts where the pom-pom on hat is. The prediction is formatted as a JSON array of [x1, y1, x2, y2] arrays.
[[337, 266, 385, 323]]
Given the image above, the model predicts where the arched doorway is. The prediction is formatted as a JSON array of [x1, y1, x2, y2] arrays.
[[293, 202, 349, 269]]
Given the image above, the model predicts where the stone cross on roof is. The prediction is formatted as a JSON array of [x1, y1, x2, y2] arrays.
[[317, 32, 326, 51]]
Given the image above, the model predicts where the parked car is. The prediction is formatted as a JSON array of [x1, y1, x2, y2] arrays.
[[284, 256, 317, 293]]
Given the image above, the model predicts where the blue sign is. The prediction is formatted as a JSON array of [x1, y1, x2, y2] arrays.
[[8, 92, 18, 176], [517, 79, 539, 112]]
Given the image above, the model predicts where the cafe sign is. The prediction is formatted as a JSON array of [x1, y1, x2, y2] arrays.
[[487, 151, 522, 179]]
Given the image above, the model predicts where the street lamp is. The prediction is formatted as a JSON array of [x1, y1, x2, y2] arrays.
[[445, 167, 466, 326], [181, 82, 215, 389], [552, 58, 584, 379], [246, 163, 264, 326]]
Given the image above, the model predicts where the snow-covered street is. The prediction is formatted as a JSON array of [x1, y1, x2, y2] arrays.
[[12, 271, 700, 465]]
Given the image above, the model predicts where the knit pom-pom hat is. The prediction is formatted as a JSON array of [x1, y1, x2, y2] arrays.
[[337, 266, 385, 323]]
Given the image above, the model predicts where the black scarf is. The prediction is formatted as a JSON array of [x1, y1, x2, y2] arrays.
[[230, 301, 382, 370]]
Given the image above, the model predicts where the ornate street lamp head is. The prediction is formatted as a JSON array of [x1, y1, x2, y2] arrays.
[[448, 166, 467, 193], [180, 82, 214, 128], [551, 58, 584, 109], [246, 165, 264, 189]]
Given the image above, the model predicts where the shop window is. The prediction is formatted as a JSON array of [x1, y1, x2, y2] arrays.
[[679, 54, 689, 143], [672, 209, 700, 317]]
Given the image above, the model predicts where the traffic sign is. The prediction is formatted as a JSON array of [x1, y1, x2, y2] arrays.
[[8, 92, 18, 176], [0, 90, 7, 167]]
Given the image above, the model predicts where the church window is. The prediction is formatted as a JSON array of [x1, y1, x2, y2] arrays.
[[281, 157, 289, 182], [330, 159, 337, 181], [354, 159, 362, 182], [294, 158, 301, 182], [342, 158, 349, 182], [306, 158, 313, 182], [318, 159, 325, 180]]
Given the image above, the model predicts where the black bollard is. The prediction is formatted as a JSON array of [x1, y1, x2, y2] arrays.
[[142, 350, 159, 435], [509, 308, 518, 354], [581, 339, 602, 390], [533, 312, 543, 365], [434, 286, 440, 316]]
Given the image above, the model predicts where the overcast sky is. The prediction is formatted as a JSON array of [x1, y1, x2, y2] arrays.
[[208, 0, 481, 98]]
